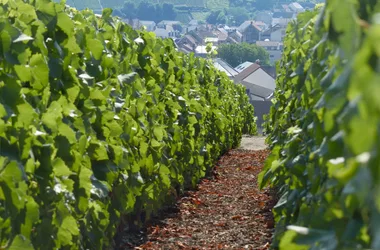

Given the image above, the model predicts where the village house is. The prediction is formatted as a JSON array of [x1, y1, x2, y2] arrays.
[[194, 45, 217, 58], [157, 20, 182, 28], [256, 40, 283, 64], [213, 58, 239, 79], [205, 37, 219, 45], [288, 2, 305, 13], [215, 28, 229, 44], [154, 25, 180, 39], [272, 17, 294, 28], [233, 61, 276, 129], [234, 62, 275, 101], [177, 34, 198, 50], [238, 21, 263, 44], [123, 18, 141, 30], [139, 20, 156, 32], [184, 19, 200, 33], [260, 23, 286, 42]]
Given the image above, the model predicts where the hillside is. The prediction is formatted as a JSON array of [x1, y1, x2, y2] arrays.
[[62, 0, 321, 23], [64, 0, 208, 11]]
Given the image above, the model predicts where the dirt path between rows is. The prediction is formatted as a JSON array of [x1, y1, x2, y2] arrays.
[[117, 137, 275, 250], [239, 136, 267, 151]]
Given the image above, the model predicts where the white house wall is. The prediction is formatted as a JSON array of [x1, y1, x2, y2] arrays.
[[270, 29, 285, 42], [268, 50, 282, 64]]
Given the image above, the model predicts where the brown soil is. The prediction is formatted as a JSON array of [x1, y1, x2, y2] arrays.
[[116, 142, 275, 250]]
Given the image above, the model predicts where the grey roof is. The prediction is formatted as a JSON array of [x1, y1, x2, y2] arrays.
[[299, 2, 316, 9], [189, 19, 198, 25], [217, 27, 228, 35], [227, 36, 239, 44], [238, 21, 262, 33], [180, 34, 197, 46], [154, 28, 169, 38], [213, 58, 239, 78], [234, 63, 261, 82], [289, 2, 304, 10], [166, 25, 174, 32], [140, 20, 156, 26], [158, 20, 181, 26], [256, 41, 282, 47], [235, 61, 254, 73], [273, 12, 294, 18], [245, 81, 274, 98], [250, 95, 265, 101]]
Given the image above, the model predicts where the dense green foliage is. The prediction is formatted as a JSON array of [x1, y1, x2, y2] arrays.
[[0, 0, 257, 249], [206, 10, 227, 24], [260, 1, 380, 249], [217, 43, 270, 67]]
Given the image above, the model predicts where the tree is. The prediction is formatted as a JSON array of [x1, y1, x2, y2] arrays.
[[217, 43, 270, 67], [120, 1, 177, 23], [226, 7, 249, 26], [206, 10, 226, 25], [255, 0, 275, 10], [206, 10, 220, 24], [162, 3, 176, 20], [137, 2, 156, 21], [120, 2, 136, 19]]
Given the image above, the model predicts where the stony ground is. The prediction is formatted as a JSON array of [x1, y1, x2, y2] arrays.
[[116, 137, 275, 250], [239, 135, 267, 151]]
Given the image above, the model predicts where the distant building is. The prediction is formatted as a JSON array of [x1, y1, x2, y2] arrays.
[[204, 37, 219, 45], [234, 63, 276, 101], [215, 28, 229, 44], [281, 4, 292, 12], [272, 17, 294, 28], [188, 19, 199, 26], [235, 61, 254, 73], [235, 61, 276, 78], [227, 30, 243, 43], [123, 18, 141, 30], [154, 25, 180, 39], [213, 58, 239, 79], [289, 2, 305, 13], [194, 45, 217, 57], [299, 2, 316, 10], [177, 34, 198, 51], [261, 24, 286, 42], [139, 20, 156, 32], [157, 20, 182, 28], [186, 24, 198, 33], [238, 21, 263, 44], [272, 11, 294, 19], [256, 40, 283, 64]]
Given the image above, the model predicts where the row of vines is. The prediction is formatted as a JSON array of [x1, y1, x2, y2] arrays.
[[0, 0, 256, 249], [260, 0, 380, 249]]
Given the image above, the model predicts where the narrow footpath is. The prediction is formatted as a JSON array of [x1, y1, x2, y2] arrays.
[[118, 136, 275, 250]]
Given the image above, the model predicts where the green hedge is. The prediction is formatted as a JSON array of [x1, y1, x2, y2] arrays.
[[0, 0, 256, 249], [260, 1, 380, 249]]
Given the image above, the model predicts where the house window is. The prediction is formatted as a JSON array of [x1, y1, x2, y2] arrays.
[[270, 55, 274, 58]]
